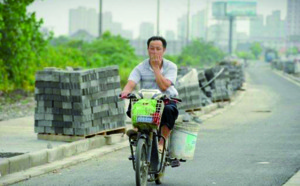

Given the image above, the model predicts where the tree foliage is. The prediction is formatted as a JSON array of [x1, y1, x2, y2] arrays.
[[250, 42, 263, 59], [177, 39, 225, 67], [0, 1, 226, 92], [236, 51, 255, 60], [0, 0, 50, 91]]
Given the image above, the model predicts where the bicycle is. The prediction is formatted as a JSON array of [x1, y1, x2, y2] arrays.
[[123, 89, 184, 186]]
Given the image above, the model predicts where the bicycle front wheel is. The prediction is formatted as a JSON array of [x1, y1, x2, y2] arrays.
[[135, 138, 149, 186]]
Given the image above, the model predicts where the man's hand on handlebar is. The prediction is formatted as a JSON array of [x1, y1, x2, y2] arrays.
[[120, 91, 130, 99]]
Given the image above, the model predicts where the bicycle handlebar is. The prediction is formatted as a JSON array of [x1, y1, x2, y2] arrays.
[[119, 93, 182, 103]]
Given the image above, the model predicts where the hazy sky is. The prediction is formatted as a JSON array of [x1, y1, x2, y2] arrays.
[[28, 0, 287, 38]]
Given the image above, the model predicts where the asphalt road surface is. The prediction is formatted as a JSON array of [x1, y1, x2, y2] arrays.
[[13, 62, 300, 186]]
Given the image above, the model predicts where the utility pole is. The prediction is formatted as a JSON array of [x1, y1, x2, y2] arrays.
[[157, 0, 160, 35], [205, 0, 209, 41], [186, 0, 190, 44], [99, 0, 103, 38], [228, 15, 234, 55]]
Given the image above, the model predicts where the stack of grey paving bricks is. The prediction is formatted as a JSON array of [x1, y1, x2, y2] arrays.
[[176, 83, 202, 110], [34, 66, 125, 136], [210, 65, 233, 102], [197, 70, 212, 106], [228, 64, 244, 90]]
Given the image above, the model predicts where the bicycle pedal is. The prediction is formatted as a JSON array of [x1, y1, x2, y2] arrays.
[[130, 141, 137, 146], [179, 159, 187, 162], [171, 159, 180, 168], [128, 155, 135, 161]]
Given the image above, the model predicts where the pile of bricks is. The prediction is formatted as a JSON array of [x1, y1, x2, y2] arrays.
[[210, 65, 233, 102], [228, 64, 244, 91], [176, 84, 203, 110], [34, 66, 125, 136]]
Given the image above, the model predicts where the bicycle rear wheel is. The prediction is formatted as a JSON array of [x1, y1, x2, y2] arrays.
[[136, 138, 149, 186], [155, 138, 168, 184]]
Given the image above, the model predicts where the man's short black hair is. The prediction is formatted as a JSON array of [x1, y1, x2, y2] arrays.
[[147, 36, 167, 48]]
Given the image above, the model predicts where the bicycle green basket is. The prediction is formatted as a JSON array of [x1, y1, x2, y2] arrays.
[[131, 98, 164, 129]]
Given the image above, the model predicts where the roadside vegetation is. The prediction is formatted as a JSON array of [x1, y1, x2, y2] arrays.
[[0, 0, 225, 94]]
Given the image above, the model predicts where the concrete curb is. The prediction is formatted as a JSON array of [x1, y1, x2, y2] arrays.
[[0, 134, 123, 179], [272, 69, 300, 87], [283, 170, 300, 186], [0, 141, 129, 186], [0, 87, 246, 185]]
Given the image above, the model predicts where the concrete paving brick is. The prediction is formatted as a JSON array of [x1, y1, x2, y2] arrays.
[[0, 159, 9, 176], [114, 88, 122, 96], [63, 127, 74, 135], [34, 126, 45, 133], [63, 115, 73, 122], [52, 88, 61, 95], [53, 101, 62, 108], [35, 88, 44, 95], [90, 80, 98, 87], [61, 89, 70, 96], [37, 101, 45, 107], [92, 104, 108, 113], [8, 154, 30, 174], [47, 146, 65, 163], [29, 149, 48, 167], [70, 89, 82, 96], [45, 126, 55, 134], [73, 102, 83, 110], [54, 127, 63, 134], [73, 115, 93, 122], [60, 72, 71, 83], [54, 114, 64, 121], [117, 100, 125, 108], [44, 88, 53, 94], [75, 128, 87, 135], [108, 108, 119, 116], [62, 102, 72, 109], [37, 120, 52, 127], [34, 113, 45, 120], [44, 114, 54, 121]]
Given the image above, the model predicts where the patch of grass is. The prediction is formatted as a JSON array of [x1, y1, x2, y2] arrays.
[[21, 99, 29, 105]]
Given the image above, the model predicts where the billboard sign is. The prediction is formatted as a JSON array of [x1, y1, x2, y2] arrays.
[[226, 1, 257, 17], [212, 1, 257, 18], [212, 2, 227, 18]]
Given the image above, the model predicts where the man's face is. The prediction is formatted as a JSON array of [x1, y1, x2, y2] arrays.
[[148, 40, 165, 60]]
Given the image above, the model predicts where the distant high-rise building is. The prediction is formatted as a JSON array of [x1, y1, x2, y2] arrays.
[[287, 0, 300, 39], [177, 14, 187, 41], [122, 30, 133, 40], [191, 10, 207, 40], [265, 10, 286, 39], [164, 30, 176, 41], [69, 7, 98, 37], [102, 12, 122, 36], [102, 12, 133, 39], [250, 14, 265, 39], [139, 22, 154, 40], [207, 20, 237, 52]]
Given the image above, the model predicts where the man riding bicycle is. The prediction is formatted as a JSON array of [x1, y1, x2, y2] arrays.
[[121, 36, 179, 152]]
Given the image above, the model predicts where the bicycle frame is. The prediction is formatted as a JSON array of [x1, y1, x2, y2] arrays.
[[129, 129, 167, 175]]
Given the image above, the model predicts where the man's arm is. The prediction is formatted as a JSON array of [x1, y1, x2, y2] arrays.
[[121, 80, 136, 98], [153, 68, 172, 91]]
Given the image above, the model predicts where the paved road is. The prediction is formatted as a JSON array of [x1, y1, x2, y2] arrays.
[[13, 62, 300, 186]]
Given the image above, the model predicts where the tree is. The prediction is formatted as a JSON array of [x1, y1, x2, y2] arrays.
[[250, 42, 262, 59], [0, 0, 50, 91], [177, 39, 225, 67], [236, 51, 255, 60]]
